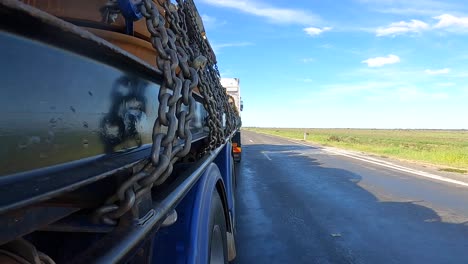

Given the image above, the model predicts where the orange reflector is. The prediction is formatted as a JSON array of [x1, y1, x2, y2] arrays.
[[233, 146, 242, 153]]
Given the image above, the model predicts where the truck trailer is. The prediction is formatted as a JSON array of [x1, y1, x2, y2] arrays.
[[221, 78, 242, 114], [0, 0, 240, 263], [221, 78, 242, 163]]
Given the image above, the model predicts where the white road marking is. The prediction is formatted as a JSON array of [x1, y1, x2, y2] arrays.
[[324, 148, 468, 188], [249, 139, 254, 143], [261, 151, 272, 161], [261, 134, 468, 188]]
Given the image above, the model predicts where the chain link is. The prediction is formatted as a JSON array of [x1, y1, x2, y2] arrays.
[[100, 0, 120, 24], [94, 0, 240, 224]]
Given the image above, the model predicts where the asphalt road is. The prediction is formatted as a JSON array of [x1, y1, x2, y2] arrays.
[[234, 131, 468, 264]]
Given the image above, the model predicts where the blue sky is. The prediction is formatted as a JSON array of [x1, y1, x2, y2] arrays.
[[196, 0, 468, 129]]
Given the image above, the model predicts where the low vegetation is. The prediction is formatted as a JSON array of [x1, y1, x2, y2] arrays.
[[439, 168, 468, 174], [244, 128, 468, 172]]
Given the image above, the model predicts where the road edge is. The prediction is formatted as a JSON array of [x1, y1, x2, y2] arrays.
[[245, 130, 468, 188]]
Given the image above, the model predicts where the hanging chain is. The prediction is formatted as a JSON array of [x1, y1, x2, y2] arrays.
[[94, 0, 240, 225]]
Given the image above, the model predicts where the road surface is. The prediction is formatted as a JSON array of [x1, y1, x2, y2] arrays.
[[234, 131, 468, 264]]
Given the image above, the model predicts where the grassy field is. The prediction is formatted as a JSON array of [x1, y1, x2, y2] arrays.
[[244, 128, 468, 172]]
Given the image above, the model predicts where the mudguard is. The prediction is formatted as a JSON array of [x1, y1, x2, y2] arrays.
[[152, 163, 227, 264], [214, 142, 235, 223]]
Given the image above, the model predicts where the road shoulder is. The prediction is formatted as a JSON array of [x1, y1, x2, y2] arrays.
[[248, 131, 468, 187]]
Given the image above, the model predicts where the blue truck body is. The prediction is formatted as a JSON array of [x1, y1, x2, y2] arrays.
[[0, 1, 240, 263]]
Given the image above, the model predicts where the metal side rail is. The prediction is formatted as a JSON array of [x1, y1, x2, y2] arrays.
[[0, 0, 209, 244], [72, 142, 227, 263]]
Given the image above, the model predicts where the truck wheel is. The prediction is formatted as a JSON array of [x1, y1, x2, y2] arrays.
[[209, 191, 228, 264]]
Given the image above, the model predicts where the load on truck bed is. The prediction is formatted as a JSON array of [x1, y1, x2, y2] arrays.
[[0, 0, 241, 263]]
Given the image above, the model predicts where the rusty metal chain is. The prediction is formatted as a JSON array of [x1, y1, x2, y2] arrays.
[[94, 0, 239, 225], [181, 0, 240, 154]]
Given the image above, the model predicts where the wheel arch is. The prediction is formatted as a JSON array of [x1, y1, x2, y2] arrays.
[[213, 142, 235, 230]]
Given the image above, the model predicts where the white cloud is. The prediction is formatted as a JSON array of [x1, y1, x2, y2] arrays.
[[201, 14, 226, 30], [303, 27, 332, 36], [375, 14, 468, 37], [201, 0, 319, 25], [376, 19, 429, 36], [211, 42, 253, 53], [374, 8, 443, 16], [301, 58, 315, 63], [425, 68, 450, 75], [212, 42, 253, 49], [319, 44, 333, 49], [357, 0, 459, 16], [433, 14, 468, 31], [362, 55, 400, 67]]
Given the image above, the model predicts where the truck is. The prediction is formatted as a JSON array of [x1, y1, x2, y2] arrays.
[[221, 78, 242, 162], [0, 0, 240, 263], [221, 78, 242, 115]]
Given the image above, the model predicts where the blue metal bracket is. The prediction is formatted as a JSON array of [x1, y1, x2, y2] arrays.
[[117, 0, 144, 35]]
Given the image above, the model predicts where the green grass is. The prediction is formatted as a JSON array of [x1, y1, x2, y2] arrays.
[[244, 128, 468, 172], [439, 168, 468, 174]]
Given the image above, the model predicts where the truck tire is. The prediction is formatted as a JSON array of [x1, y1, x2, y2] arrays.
[[208, 191, 228, 264]]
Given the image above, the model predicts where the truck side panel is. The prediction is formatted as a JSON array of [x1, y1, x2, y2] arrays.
[[152, 162, 229, 264]]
